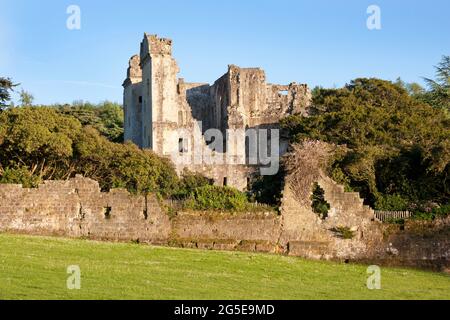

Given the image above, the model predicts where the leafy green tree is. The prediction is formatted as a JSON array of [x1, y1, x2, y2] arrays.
[[19, 89, 34, 107], [0, 107, 178, 195], [422, 56, 450, 112], [0, 107, 82, 180], [394, 77, 425, 97], [0, 77, 18, 110], [57, 101, 124, 142], [70, 126, 178, 195]]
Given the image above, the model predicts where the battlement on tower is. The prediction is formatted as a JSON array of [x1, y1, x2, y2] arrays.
[[140, 33, 173, 60], [127, 55, 142, 79]]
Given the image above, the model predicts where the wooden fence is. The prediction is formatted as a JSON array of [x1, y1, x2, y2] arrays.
[[374, 210, 411, 222]]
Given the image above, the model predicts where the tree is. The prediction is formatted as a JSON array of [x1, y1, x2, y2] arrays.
[[0, 107, 82, 180], [19, 89, 34, 107], [57, 100, 124, 142], [423, 55, 450, 112], [394, 77, 425, 97], [0, 107, 178, 195], [0, 77, 18, 110], [282, 78, 450, 208]]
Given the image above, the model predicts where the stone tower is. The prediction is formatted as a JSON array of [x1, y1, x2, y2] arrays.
[[123, 55, 142, 146], [139, 34, 180, 155]]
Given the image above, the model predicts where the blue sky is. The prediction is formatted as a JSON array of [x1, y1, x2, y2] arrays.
[[1, 0, 449, 105]]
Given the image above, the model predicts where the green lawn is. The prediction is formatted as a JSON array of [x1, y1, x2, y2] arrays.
[[0, 233, 448, 300]]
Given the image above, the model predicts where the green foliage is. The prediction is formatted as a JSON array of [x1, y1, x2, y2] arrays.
[[0, 107, 178, 196], [73, 127, 178, 195], [422, 55, 450, 113], [412, 204, 450, 221], [0, 166, 41, 188], [184, 185, 250, 211], [0, 107, 82, 180], [433, 204, 450, 217], [311, 183, 330, 219], [249, 169, 285, 206], [19, 89, 34, 107], [411, 212, 435, 221], [56, 101, 124, 142], [374, 194, 409, 211], [2, 233, 450, 300], [0, 77, 18, 110], [282, 77, 450, 207], [394, 77, 425, 97], [172, 169, 213, 199], [331, 226, 355, 239]]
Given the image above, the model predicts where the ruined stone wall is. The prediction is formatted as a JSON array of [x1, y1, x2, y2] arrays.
[[183, 81, 213, 130], [281, 176, 383, 259], [366, 217, 450, 270], [266, 83, 311, 118], [279, 177, 449, 269], [279, 178, 383, 260], [171, 211, 281, 252], [228, 65, 267, 125], [123, 82, 143, 146], [0, 176, 273, 245], [210, 72, 230, 133], [0, 176, 448, 269], [0, 176, 170, 243]]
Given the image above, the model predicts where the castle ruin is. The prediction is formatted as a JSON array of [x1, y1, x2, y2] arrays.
[[123, 33, 312, 189]]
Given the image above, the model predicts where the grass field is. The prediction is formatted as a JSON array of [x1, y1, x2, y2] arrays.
[[0, 233, 448, 300]]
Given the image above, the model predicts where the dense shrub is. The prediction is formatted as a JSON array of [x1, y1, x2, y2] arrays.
[[374, 194, 409, 211], [0, 166, 40, 188], [249, 168, 285, 206], [184, 185, 250, 211], [172, 170, 214, 199], [412, 204, 450, 221], [331, 226, 355, 239]]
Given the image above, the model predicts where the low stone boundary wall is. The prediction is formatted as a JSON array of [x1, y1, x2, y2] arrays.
[[0, 176, 448, 269], [171, 211, 282, 252]]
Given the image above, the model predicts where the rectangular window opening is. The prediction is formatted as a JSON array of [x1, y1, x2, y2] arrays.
[[178, 138, 188, 153], [103, 207, 112, 219]]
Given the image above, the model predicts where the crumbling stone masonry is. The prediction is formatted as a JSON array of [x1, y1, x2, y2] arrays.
[[0, 176, 170, 243], [1, 176, 448, 269], [279, 176, 383, 260], [123, 34, 312, 190]]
